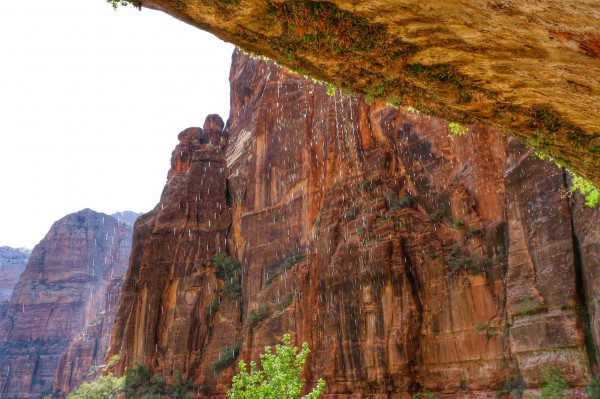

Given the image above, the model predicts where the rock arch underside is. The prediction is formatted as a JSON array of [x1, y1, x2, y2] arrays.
[[140, 0, 600, 187]]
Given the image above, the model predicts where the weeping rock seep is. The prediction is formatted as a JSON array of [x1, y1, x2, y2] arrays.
[[138, 0, 600, 189], [107, 51, 600, 397]]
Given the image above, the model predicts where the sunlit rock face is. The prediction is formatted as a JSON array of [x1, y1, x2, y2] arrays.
[[0, 247, 30, 303], [109, 51, 599, 397], [142, 0, 600, 188], [0, 210, 132, 399]]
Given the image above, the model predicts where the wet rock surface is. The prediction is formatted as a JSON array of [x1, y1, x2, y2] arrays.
[[0, 210, 132, 399], [109, 52, 600, 397]]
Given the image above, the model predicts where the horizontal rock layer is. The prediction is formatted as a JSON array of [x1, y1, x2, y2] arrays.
[[109, 51, 599, 397]]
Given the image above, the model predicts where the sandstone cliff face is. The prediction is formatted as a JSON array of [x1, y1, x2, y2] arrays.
[[52, 275, 125, 398], [0, 209, 132, 399], [110, 51, 599, 397], [139, 0, 600, 188], [0, 247, 30, 303]]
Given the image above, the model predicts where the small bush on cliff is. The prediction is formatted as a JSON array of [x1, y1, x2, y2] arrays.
[[528, 367, 571, 399], [66, 373, 123, 399], [213, 253, 241, 279], [227, 333, 325, 399], [495, 372, 525, 398], [123, 364, 196, 399], [586, 377, 600, 399], [446, 243, 492, 274], [413, 390, 441, 399], [212, 343, 242, 375], [106, 0, 141, 10]]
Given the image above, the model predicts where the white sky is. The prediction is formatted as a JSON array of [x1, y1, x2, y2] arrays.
[[0, 0, 234, 248]]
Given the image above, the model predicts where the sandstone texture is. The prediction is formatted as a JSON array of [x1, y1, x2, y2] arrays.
[[52, 275, 125, 398], [0, 247, 30, 302], [0, 210, 132, 399], [137, 0, 600, 188], [109, 51, 600, 397]]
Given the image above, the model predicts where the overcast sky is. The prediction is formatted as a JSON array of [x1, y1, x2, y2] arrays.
[[0, 0, 234, 248]]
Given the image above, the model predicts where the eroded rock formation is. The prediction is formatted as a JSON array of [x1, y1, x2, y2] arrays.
[[0, 209, 132, 399], [138, 0, 600, 188], [109, 51, 599, 397]]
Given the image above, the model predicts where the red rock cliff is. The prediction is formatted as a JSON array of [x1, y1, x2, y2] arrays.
[[109, 51, 599, 397], [0, 209, 132, 399]]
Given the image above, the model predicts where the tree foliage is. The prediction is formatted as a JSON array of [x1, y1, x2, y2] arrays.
[[227, 334, 325, 399], [66, 374, 123, 399]]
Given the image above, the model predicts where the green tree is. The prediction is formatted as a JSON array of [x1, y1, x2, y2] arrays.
[[66, 373, 123, 399], [227, 334, 326, 399]]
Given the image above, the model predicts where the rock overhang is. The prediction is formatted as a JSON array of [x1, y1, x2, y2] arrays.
[[136, 0, 599, 187]]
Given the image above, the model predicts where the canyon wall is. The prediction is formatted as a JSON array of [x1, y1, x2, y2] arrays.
[[109, 51, 599, 397], [0, 247, 30, 303], [0, 209, 132, 399]]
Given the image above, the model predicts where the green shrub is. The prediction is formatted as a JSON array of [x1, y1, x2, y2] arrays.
[[66, 373, 123, 399], [123, 363, 166, 398], [413, 390, 441, 399], [223, 281, 242, 299], [105, 0, 140, 10], [429, 208, 447, 223], [475, 322, 493, 338], [465, 227, 481, 240], [571, 175, 600, 208], [528, 367, 570, 399], [449, 122, 468, 135], [213, 253, 241, 279], [227, 333, 325, 399], [586, 377, 600, 399], [212, 343, 242, 375], [452, 219, 464, 228], [248, 305, 271, 330], [495, 373, 525, 398], [207, 298, 220, 317], [446, 243, 492, 274], [398, 193, 415, 209], [264, 255, 306, 287]]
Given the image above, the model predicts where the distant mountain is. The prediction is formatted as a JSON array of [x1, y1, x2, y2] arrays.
[[0, 209, 133, 399], [110, 211, 141, 227], [0, 247, 30, 302]]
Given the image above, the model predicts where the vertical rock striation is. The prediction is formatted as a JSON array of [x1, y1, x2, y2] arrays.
[[0, 209, 132, 399], [0, 247, 30, 303], [110, 51, 600, 397]]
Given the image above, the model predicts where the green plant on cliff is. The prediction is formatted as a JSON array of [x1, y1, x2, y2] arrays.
[[570, 175, 600, 208], [449, 122, 468, 135], [213, 253, 241, 278], [528, 367, 571, 399], [66, 373, 123, 399], [531, 148, 599, 208], [227, 333, 325, 399], [586, 377, 600, 398], [495, 373, 525, 398], [122, 363, 196, 398], [212, 343, 242, 375], [413, 390, 441, 399], [105, 0, 140, 10]]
